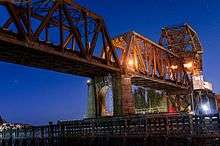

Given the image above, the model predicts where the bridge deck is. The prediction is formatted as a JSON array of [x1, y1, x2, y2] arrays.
[[132, 76, 189, 93], [0, 30, 119, 77]]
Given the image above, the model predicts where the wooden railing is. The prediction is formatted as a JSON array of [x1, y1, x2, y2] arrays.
[[0, 113, 220, 145]]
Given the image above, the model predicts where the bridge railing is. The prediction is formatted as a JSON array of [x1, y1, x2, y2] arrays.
[[0, 113, 220, 141], [193, 114, 220, 136]]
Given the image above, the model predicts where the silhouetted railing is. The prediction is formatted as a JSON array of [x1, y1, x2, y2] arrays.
[[0, 113, 220, 145]]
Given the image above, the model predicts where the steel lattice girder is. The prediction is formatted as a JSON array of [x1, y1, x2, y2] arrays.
[[0, 0, 119, 77], [159, 24, 203, 76], [112, 31, 192, 93], [0, 0, 193, 92]]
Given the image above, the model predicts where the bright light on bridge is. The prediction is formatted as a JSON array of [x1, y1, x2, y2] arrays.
[[201, 103, 210, 114], [184, 61, 193, 69], [87, 80, 91, 84], [128, 58, 134, 67], [170, 65, 178, 70]]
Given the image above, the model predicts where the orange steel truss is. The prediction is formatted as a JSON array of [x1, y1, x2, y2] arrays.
[[112, 31, 191, 93], [0, 0, 119, 77]]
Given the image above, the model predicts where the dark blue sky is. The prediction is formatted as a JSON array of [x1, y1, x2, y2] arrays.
[[0, 0, 220, 125]]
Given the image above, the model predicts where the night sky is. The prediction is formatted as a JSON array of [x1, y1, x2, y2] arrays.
[[0, 0, 219, 125]]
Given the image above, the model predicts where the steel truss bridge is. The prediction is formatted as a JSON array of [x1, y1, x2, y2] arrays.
[[0, 0, 193, 114], [0, 0, 217, 145]]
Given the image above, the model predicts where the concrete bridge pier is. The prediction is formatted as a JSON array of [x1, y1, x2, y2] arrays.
[[87, 79, 97, 118], [87, 77, 110, 118], [112, 75, 135, 116], [87, 75, 135, 118]]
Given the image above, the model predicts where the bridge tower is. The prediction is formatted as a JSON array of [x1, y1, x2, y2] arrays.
[[159, 24, 203, 76], [159, 23, 216, 114]]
